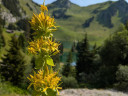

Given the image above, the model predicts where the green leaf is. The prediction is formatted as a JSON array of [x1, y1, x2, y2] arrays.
[[35, 55, 44, 69], [47, 88, 57, 96], [41, 92, 47, 96], [46, 57, 54, 66], [32, 90, 42, 96]]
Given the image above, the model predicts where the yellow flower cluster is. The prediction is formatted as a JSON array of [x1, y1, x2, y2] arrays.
[[41, 5, 48, 12], [30, 12, 56, 32], [27, 1, 61, 95], [30, 9, 56, 38], [27, 68, 61, 95], [28, 36, 59, 55]]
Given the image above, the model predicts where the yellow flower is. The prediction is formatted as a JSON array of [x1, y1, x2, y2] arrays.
[[27, 68, 61, 95], [41, 5, 48, 12], [27, 2, 62, 95], [30, 9, 56, 38], [28, 47, 36, 54], [28, 37, 60, 55]]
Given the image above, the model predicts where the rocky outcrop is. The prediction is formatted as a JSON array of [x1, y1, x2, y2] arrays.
[[0, 11, 17, 23], [47, 0, 72, 19], [55, 0, 71, 8], [52, 9, 71, 19], [48, 0, 71, 9], [2, 0, 22, 17]]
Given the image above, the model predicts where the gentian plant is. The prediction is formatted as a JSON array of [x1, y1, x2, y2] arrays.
[[27, 1, 62, 96]]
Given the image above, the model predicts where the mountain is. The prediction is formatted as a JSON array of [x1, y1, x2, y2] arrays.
[[1, 0, 128, 45], [0, 0, 40, 23], [97, 0, 128, 28], [47, 0, 128, 45]]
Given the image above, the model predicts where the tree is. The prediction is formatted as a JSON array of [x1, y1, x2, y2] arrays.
[[0, 16, 6, 28], [0, 35, 25, 86], [0, 5, 6, 28], [98, 24, 128, 87], [62, 51, 72, 77], [71, 41, 76, 52], [16, 18, 31, 41], [0, 24, 5, 49], [8, 23, 17, 30], [76, 34, 97, 82], [100, 24, 128, 67], [18, 33, 27, 52], [0, 8, 5, 48], [115, 65, 128, 91], [2, 0, 21, 16]]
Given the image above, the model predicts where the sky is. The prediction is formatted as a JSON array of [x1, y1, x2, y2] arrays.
[[32, 0, 128, 7]]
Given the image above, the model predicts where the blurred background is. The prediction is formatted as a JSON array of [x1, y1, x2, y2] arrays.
[[1, 0, 128, 96]]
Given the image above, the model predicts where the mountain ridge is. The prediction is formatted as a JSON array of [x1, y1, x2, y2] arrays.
[[1, 0, 128, 45]]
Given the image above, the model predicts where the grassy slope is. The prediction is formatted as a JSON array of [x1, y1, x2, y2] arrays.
[[0, 0, 40, 58], [51, 1, 122, 46], [0, 29, 23, 59], [0, 80, 29, 96], [1, 0, 122, 61], [0, 0, 123, 58], [19, 0, 40, 17], [1, 0, 122, 46]]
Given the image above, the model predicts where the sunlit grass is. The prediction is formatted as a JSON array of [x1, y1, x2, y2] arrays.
[[0, 81, 29, 96], [0, 29, 24, 59]]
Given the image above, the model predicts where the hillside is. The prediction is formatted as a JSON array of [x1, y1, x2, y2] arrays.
[[46, 0, 128, 45], [0, 0, 40, 23], [1, 0, 128, 45]]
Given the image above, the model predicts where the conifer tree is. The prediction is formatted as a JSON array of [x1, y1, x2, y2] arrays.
[[2, 0, 21, 16], [24, 19, 31, 41], [0, 8, 5, 48], [96, 23, 128, 87], [0, 16, 5, 28], [71, 41, 76, 52], [0, 24, 5, 48], [100, 24, 128, 67], [17, 18, 31, 41], [18, 33, 26, 52], [76, 34, 96, 82], [62, 51, 72, 77], [0, 35, 25, 86], [0, 5, 6, 28]]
